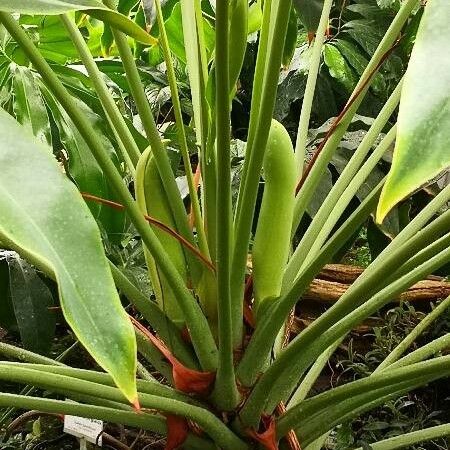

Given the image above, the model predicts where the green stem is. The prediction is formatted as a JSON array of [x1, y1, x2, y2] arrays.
[[292, 0, 418, 232], [374, 294, 450, 372], [0, 393, 217, 450], [286, 124, 398, 288], [293, 377, 434, 446], [0, 365, 248, 450], [103, 0, 202, 285], [0, 362, 197, 405], [389, 333, 450, 369], [0, 392, 164, 429], [135, 330, 173, 382], [234, 0, 272, 212], [153, 0, 209, 257], [0, 342, 64, 366], [287, 80, 402, 283], [340, 182, 450, 304], [0, 342, 79, 427], [179, 0, 215, 256], [230, 0, 292, 347], [237, 182, 383, 387], [288, 283, 450, 427], [281, 199, 450, 385], [180, 0, 207, 147], [0, 13, 217, 371], [136, 360, 156, 381], [243, 240, 450, 426], [60, 14, 141, 172], [277, 356, 450, 439], [109, 261, 198, 368], [211, 0, 239, 410], [354, 424, 450, 450], [287, 342, 339, 408], [294, 0, 333, 177]]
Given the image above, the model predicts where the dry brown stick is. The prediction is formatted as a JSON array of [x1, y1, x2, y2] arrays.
[[318, 264, 445, 285], [304, 278, 450, 304]]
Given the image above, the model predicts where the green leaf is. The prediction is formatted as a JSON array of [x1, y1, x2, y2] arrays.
[[323, 43, 357, 93], [333, 39, 386, 95], [248, 1, 262, 34], [165, 2, 215, 64], [377, 0, 450, 222], [7, 254, 56, 355], [0, 0, 157, 45], [19, 15, 84, 64], [0, 0, 109, 12], [377, 0, 399, 9], [11, 63, 52, 147], [0, 108, 137, 404], [343, 19, 385, 56]]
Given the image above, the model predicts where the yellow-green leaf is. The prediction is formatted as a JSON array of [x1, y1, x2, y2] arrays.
[[377, 0, 450, 222], [0, 0, 157, 45]]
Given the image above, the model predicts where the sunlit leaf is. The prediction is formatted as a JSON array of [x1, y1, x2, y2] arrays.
[[0, 0, 157, 45], [323, 43, 357, 93], [377, 0, 450, 222]]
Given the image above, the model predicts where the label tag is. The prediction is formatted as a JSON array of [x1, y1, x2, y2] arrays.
[[64, 414, 103, 446]]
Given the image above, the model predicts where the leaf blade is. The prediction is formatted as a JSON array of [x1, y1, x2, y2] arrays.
[[0, 108, 137, 403], [0, 0, 157, 45], [377, 0, 450, 222]]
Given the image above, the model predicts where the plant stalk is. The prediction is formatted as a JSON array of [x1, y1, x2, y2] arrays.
[[0, 12, 218, 371], [153, 0, 209, 257], [212, 0, 239, 410], [294, 0, 333, 178], [230, 0, 293, 347], [292, 0, 419, 233], [60, 14, 141, 172]]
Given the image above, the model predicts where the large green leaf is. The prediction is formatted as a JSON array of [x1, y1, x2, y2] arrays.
[[377, 0, 450, 222], [0, 0, 157, 45], [0, 108, 137, 404]]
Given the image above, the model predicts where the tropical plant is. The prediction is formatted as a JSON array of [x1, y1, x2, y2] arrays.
[[0, 0, 450, 449]]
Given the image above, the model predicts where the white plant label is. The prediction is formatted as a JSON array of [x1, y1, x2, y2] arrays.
[[64, 413, 103, 446]]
